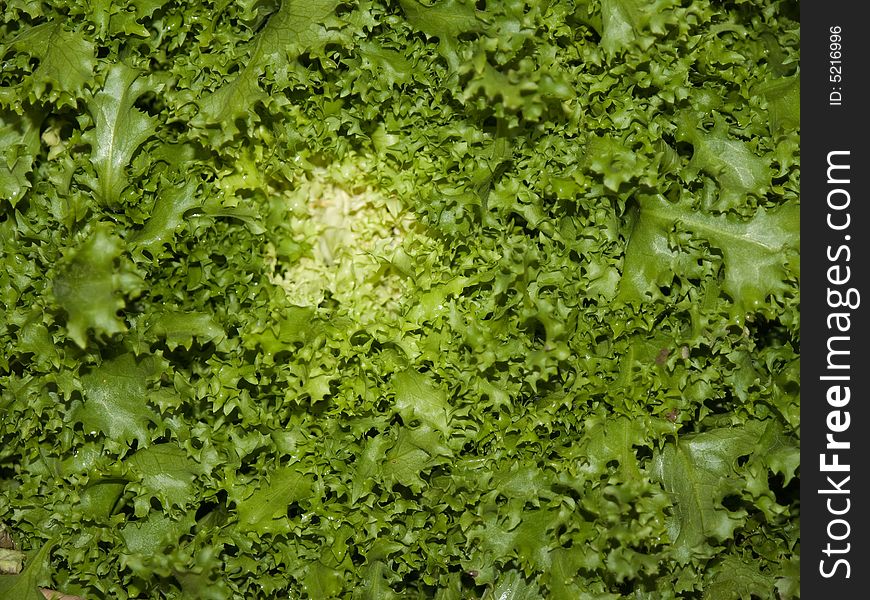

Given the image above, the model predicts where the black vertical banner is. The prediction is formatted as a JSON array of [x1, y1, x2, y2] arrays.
[[801, 1, 870, 597]]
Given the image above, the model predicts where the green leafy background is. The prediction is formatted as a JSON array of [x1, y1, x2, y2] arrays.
[[1, 0, 799, 598]]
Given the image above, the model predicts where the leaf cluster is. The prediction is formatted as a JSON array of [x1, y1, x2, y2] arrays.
[[1, 0, 799, 598]]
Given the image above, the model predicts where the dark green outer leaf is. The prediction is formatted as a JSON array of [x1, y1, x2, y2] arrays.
[[619, 194, 799, 312], [83, 64, 157, 207]]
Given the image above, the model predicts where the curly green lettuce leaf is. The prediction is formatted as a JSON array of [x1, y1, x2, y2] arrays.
[[129, 177, 200, 257], [231, 465, 314, 536], [0, 108, 42, 206], [82, 64, 158, 207], [70, 353, 160, 446], [650, 421, 765, 564], [676, 114, 772, 209], [51, 224, 142, 347], [0, 22, 96, 107], [599, 0, 674, 57], [192, 0, 344, 142], [126, 442, 203, 510], [399, 0, 482, 71], [0, 540, 56, 600], [618, 193, 799, 313]]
